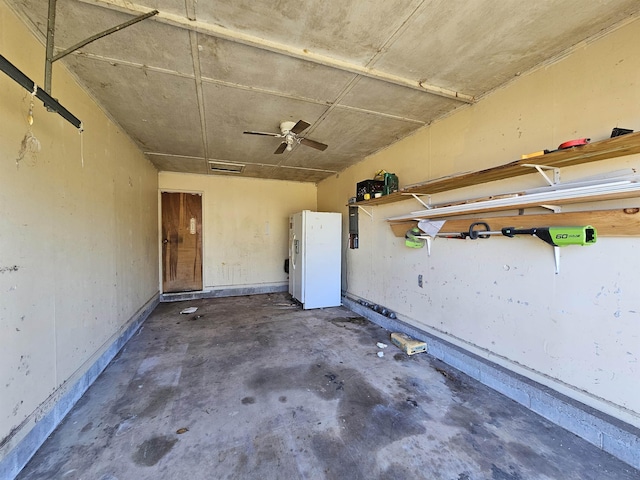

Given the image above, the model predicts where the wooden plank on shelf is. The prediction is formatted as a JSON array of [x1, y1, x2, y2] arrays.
[[354, 132, 640, 207], [349, 190, 405, 206], [388, 208, 640, 238]]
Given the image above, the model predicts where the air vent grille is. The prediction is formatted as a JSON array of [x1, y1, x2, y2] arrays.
[[209, 161, 245, 174]]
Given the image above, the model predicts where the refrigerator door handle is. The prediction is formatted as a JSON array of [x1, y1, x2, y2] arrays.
[[291, 235, 298, 269]]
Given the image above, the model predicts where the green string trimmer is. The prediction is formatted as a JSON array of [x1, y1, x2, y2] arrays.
[[469, 223, 597, 246], [503, 225, 597, 274], [408, 221, 597, 273], [458, 223, 597, 274], [501, 225, 597, 245]]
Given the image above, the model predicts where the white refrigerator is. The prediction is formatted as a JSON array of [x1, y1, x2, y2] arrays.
[[289, 210, 342, 309]]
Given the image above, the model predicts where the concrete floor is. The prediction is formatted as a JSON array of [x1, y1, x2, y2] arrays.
[[17, 293, 640, 480]]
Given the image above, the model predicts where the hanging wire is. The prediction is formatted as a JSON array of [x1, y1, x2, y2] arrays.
[[79, 123, 85, 168], [27, 86, 34, 126], [16, 85, 41, 169]]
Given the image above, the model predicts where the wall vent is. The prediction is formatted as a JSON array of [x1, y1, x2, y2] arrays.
[[209, 161, 245, 174]]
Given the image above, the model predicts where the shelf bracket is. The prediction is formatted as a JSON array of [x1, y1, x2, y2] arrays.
[[540, 204, 562, 213], [522, 164, 560, 186], [415, 236, 433, 256], [554, 246, 560, 274], [357, 206, 373, 218], [410, 193, 432, 209]]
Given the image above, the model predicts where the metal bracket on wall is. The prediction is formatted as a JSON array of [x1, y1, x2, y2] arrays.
[[522, 164, 560, 186], [402, 193, 432, 209], [356, 206, 373, 218], [44, 0, 158, 94], [540, 204, 562, 213]]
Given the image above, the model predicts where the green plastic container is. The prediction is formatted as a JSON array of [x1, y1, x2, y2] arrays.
[[382, 173, 398, 195]]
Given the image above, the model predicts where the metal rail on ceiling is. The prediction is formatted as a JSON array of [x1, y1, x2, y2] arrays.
[[0, 54, 82, 129]]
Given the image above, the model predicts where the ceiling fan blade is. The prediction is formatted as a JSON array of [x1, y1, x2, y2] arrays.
[[243, 131, 281, 137], [290, 120, 311, 135], [274, 142, 288, 154], [300, 138, 328, 151]]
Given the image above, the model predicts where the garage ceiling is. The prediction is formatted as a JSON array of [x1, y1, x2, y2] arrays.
[[6, 0, 640, 183]]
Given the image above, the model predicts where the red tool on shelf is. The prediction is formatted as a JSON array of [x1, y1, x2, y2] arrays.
[[558, 138, 590, 149]]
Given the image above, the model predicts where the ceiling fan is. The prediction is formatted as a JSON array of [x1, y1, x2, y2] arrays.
[[243, 120, 328, 154]]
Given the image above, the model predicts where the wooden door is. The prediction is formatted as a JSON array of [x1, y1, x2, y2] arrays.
[[161, 192, 203, 293]]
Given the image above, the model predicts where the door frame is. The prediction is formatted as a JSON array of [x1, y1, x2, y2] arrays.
[[158, 189, 205, 293]]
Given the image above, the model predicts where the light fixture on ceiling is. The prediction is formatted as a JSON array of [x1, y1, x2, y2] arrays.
[[285, 135, 295, 152]]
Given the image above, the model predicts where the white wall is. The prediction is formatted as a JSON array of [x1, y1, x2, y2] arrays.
[[0, 2, 159, 460], [318, 17, 640, 427], [158, 172, 317, 291]]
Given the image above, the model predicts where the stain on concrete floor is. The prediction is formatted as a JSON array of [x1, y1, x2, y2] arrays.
[[16, 293, 640, 480], [132, 436, 177, 467]]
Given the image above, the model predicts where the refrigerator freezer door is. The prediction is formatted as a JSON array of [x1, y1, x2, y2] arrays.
[[289, 211, 341, 309], [301, 211, 341, 309]]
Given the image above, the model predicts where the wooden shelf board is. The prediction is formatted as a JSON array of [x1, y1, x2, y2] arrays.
[[354, 132, 640, 207], [389, 208, 640, 238]]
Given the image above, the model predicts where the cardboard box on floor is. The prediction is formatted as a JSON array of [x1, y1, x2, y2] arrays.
[[391, 332, 427, 355]]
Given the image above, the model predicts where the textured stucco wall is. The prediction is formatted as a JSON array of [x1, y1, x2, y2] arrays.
[[0, 1, 159, 458], [318, 18, 640, 427]]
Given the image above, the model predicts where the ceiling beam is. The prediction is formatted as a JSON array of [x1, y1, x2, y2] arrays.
[[76, 0, 475, 104], [188, 30, 209, 163]]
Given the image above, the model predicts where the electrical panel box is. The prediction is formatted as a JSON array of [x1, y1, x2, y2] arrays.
[[348, 206, 359, 234]]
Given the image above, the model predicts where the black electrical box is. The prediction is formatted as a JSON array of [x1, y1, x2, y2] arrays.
[[349, 206, 359, 234], [348, 206, 359, 249]]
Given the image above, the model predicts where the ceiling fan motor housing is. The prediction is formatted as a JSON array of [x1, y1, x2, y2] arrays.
[[280, 121, 297, 134]]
